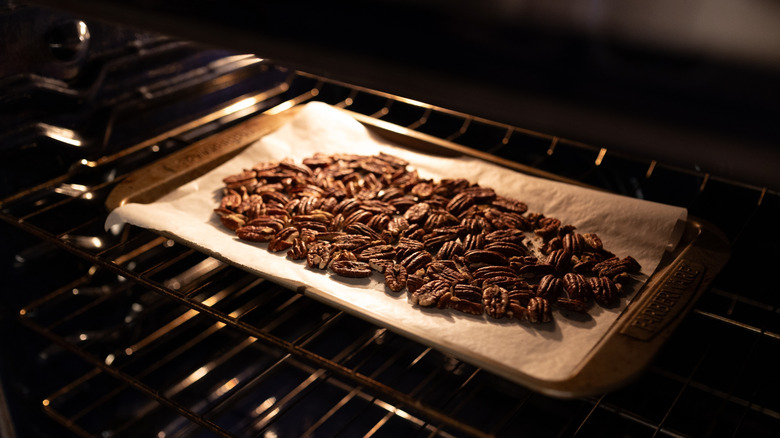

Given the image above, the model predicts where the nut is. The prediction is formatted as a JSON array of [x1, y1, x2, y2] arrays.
[[482, 284, 510, 318], [527, 297, 552, 323], [330, 260, 372, 278]]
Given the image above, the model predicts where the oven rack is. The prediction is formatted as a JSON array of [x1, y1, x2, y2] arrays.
[[2, 65, 780, 437]]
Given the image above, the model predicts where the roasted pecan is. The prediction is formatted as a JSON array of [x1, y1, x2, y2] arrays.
[[484, 229, 525, 245], [527, 297, 552, 323], [562, 233, 587, 255], [410, 279, 450, 307], [384, 263, 408, 292], [546, 249, 572, 273], [405, 274, 425, 294], [286, 238, 308, 260], [236, 224, 275, 242], [534, 217, 561, 240], [452, 284, 483, 302], [306, 241, 332, 269], [589, 276, 621, 306], [268, 226, 300, 252], [447, 296, 484, 315], [404, 202, 431, 223], [516, 263, 557, 279], [582, 233, 603, 251], [332, 234, 373, 251], [330, 260, 372, 278], [422, 209, 458, 231], [446, 192, 476, 216], [395, 237, 426, 260], [536, 274, 563, 302], [593, 256, 642, 278], [491, 196, 528, 214], [400, 250, 433, 274], [219, 214, 246, 231], [482, 285, 509, 318], [472, 265, 517, 280], [462, 233, 485, 252], [508, 301, 528, 320], [464, 249, 508, 267], [357, 244, 396, 262], [484, 241, 527, 258], [563, 272, 592, 302], [436, 240, 464, 260]]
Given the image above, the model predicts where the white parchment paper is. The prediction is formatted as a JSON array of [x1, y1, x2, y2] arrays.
[[106, 102, 687, 383]]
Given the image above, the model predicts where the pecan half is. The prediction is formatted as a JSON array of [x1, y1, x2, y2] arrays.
[[384, 263, 408, 292], [527, 297, 552, 323], [589, 276, 621, 306], [236, 225, 276, 242], [306, 241, 332, 269], [536, 274, 563, 302], [563, 272, 592, 302], [410, 279, 450, 307], [330, 260, 372, 278], [482, 285, 510, 318], [286, 238, 308, 260]]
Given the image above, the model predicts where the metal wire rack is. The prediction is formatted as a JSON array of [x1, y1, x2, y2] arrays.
[[2, 62, 779, 437]]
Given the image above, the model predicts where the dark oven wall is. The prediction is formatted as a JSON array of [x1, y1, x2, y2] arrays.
[[2, 3, 780, 438]]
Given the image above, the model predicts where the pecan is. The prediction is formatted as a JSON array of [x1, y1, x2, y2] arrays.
[[286, 238, 308, 260], [446, 192, 476, 216], [462, 233, 485, 252], [386, 216, 410, 238], [593, 256, 642, 278], [404, 202, 431, 223], [452, 284, 483, 302], [411, 181, 435, 199], [360, 200, 397, 216], [464, 249, 508, 267], [556, 298, 589, 313], [472, 265, 517, 280], [268, 226, 300, 252], [395, 237, 426, 260], [345, 222, 383, 241], [546, 249, 572, 273], [534, 217, 561, 240], [219, 214, 246, 231], [436, 240, 464, 260], [582, 233, 603, 251], [589, 276, 621, 306], [482, 285, 510, 318], [236, 225, 275, 242], [368, 258, 393, 273], [447, 296, 484, 315], [491, 196, 528, 214], [410, 279, 450, 307], [481, 276, 528, 290], [527, 297, 552, 323], [563, 272, 592, 302], [400, 250, 433, 274], [516, 263, 557, 279], [330, 260, 373, 278], [462, 186, 496, 203], [562, 233, 587, 255], [461, 216, 490, 234], [388, 196, 417, 213], [332, 234, 372, 251], [357, 244, 396, 262], [484, 241, 527, 258], [422, 209, 458, 231], [343, 209, 374, 228], [306, 241, 332, 269], [405, 274, 425, 294], [536, 274, 563, 302], [219, 189, 242, 210], [508, 302, 528, 320], [484, 229, 525, 245], [423, 232, 458, 251], [400, 224, 426, 241], [384, 263, 408, 292]]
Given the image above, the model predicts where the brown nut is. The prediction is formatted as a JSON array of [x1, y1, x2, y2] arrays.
[[482, 284, 510, 319], [384, 263, 408, 292], [330, 260, 372, 278], [527, 297, 552, 323]]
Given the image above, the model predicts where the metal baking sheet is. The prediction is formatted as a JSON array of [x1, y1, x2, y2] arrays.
[[105, 102, 729, 397]]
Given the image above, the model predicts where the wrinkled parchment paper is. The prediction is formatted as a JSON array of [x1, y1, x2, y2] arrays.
[[106, 102, 687, 383]]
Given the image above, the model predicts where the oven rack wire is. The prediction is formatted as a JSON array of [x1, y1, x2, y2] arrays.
[[2, 64, 779, 437]]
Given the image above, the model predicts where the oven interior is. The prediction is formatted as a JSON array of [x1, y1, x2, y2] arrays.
[[2, 4, 780, 438]]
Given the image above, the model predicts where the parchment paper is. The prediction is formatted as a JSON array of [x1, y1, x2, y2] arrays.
[[106, 102, 687, 383]]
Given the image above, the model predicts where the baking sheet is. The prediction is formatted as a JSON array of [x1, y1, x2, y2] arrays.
[[105, 102, 687, 383]]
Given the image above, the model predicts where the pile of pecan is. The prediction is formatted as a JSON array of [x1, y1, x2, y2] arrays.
[[214, 152, 641, 324]]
